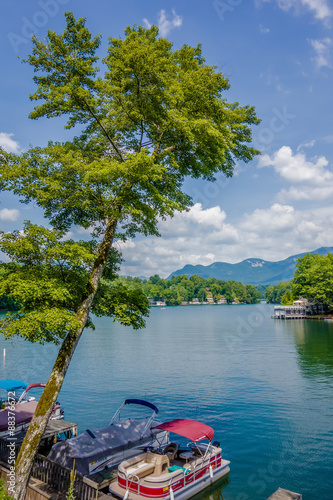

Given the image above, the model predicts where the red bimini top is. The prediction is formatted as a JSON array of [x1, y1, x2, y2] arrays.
[[153, 419, 214, 442]]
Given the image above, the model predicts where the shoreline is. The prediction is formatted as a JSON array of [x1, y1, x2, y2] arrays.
[[305, 314, 333, 321]]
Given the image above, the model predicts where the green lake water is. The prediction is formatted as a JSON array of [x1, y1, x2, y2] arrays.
[[1, 303, 333, 499]]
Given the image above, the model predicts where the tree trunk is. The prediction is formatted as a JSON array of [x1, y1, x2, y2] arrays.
[[14, 218, 118, 500]]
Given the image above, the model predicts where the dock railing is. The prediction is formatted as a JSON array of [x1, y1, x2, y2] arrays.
[[32, 454, 98, 500], [0, 436, 21, 464]]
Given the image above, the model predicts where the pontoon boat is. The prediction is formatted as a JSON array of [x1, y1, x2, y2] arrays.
[[109, 418, 230, 500], [0, 379, 63, 437], [48, 398, 169, 476]]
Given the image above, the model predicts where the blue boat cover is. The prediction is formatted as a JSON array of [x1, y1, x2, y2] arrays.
[[0, 380, 28, 392]]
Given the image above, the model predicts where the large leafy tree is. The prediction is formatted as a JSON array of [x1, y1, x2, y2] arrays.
[[293, 253, 333, 307], [0, 12, 260, 498]]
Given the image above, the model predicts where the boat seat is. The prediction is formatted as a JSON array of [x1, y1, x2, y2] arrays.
[[163, 442, 178, 462], [126, 461, 155, 479]]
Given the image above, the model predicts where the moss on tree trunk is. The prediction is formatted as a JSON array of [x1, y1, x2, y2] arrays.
[[14, 219, 117, 500]]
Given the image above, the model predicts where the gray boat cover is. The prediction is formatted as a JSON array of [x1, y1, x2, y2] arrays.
[[48, 418, 162, 476]]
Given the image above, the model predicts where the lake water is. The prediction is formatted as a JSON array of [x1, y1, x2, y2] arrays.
[[1, 304, 333, 500]]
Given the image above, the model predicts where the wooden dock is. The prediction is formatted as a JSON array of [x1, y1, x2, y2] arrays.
[[89, 466, 118, 490], [267, 488, 302, 500], [1, 419, 78, 446], [0, 420, 78, 463]]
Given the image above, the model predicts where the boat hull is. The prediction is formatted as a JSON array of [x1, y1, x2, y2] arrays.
[[109, 458, 230, 500]]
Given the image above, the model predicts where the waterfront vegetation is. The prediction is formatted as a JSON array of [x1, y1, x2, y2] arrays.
[[0, 267, 262, 310], [135, 274, 261, 305], [293, 252, 333, 307], [265, 252, 333, 309], [2, 252, 332, 313], [265, 281, 294, 304], [0, 260, 262, 310]]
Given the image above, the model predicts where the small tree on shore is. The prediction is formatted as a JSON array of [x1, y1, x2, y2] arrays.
[[0, 12, 260, 498]]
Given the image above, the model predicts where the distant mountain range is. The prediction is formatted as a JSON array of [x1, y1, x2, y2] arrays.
[[167, 247, 333, 286]]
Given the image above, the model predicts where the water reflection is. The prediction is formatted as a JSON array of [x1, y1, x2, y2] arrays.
[[194, 475, 229, 500], [288, 320, 333, 378], [1, 307, 333, 499]]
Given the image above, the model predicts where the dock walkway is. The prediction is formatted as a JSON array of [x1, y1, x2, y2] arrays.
[[7, 419, 78, 445], [267, 488, 302, 500], [0, 419, 78, 461]]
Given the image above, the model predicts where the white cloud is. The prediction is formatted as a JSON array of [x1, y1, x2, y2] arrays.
[[323, 134, 333, 143], [0, 208, 20, 221], [309, 38, 332, 68], [258, 146, 333, 199], [143, 9, 183, 37], [0, 133, 20, 153], [180, 204, 227, 230], [62, 231, 74, 241], [159, 203, 239, 243], [259, 24, 270, 34], [76, 226, 93, 235], [256, 0, 332, 22], [302, 0, 332, 20], [240, 203, 295, 233], [278, 185, 333, 201], [237, 203, 333, 259], [297, 139, 316, 150], [259, 145, 333, 201], [117, 200, 333, 277], [118, 203, 240, 277], [259, 71, 288, 93]]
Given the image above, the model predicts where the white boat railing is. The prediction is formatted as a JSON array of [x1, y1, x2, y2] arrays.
[[125, 473, 141, 495], [122, 449, 218, 496]]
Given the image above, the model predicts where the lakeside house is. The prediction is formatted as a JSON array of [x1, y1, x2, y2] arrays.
[[148, 297, 166, 306], [149, 295, 231, 306], [189, 298, 201, 305], [273, 297, 324, 319]]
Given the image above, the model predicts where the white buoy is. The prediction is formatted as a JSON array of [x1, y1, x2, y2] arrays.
[[123, 489, 129, 500], [3, 349, 5, 357], [170, 486, 174, 500], [209, 465, 213, 478]]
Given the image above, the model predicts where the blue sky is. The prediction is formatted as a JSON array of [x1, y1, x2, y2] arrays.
[[1, 0, 333, 277]]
